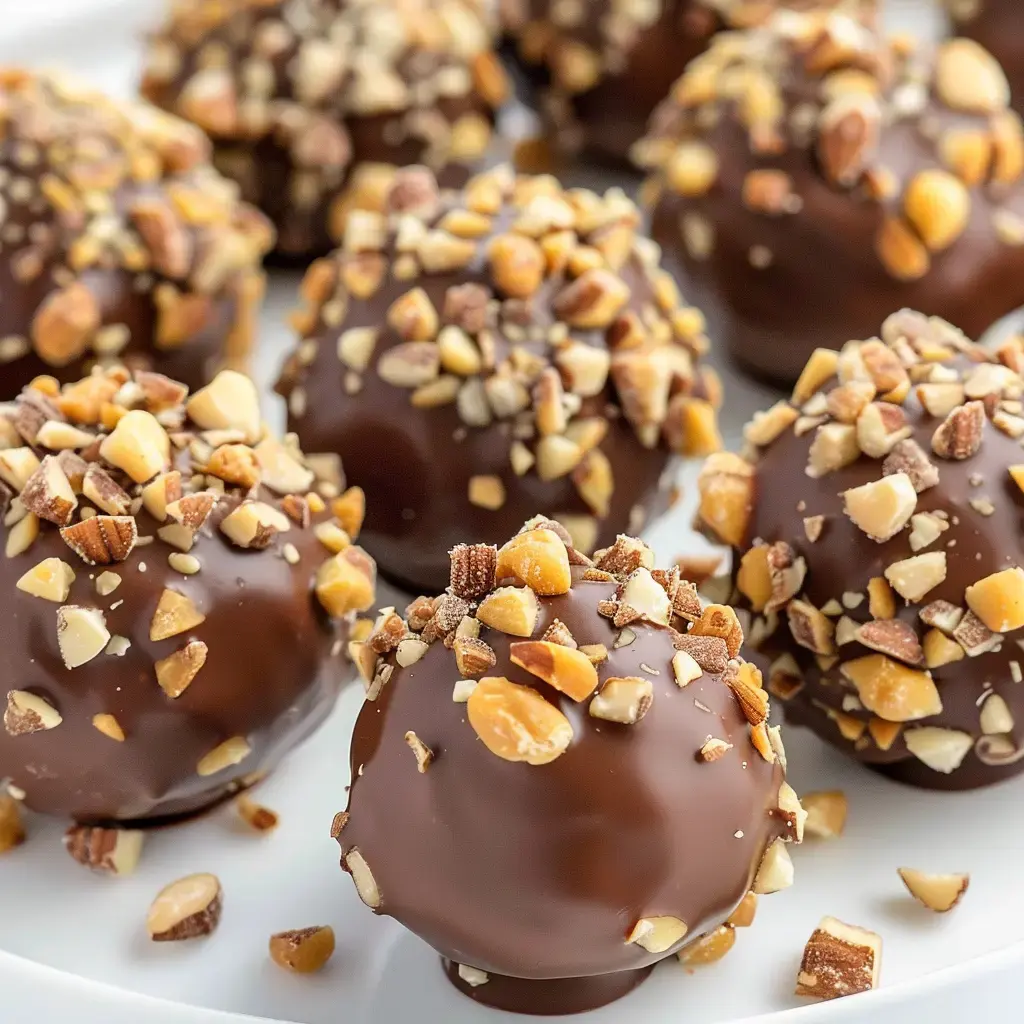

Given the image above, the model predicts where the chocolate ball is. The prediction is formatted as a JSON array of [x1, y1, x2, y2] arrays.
[[337, 523, 799, 1015], [503, 0, 871, 167], [0, 367, 377, 825], [637, 15, 1024, 384], [948, 1, 1024, 110], [141, 0, 509, 259], [0, 70, 272, 401], [697, 310, 1024, 790], [276, 165, 722, 594]]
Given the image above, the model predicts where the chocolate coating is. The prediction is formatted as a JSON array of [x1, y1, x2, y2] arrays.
[[141, 0, 508, 259], [339, 544, 792, 1014], [949, 1, 1024, 110], [0, 70, 271, 399], [639, 16, 1024, 384], [503, 0, 872, 167], [278, 166, 720, 594], [698, 311, 1024, 789], [0, 370, 376, 824]]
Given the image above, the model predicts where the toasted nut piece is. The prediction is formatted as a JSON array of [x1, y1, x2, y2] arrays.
[[697, 453, 753, 546], [61, 516, 137, 565], [737, 546, 772, 612], [796, 917, 881, 1001], [965, 568, 1024, 632], [16, 557, 75, 602], [923, 627, 965, 669], [744, 401, 798, 447], [898, 868, 969, 913], [64, 825, 144, 876], [20, 455, 77, 526], [332, 487, 366, 539], [236, 795, 279, 833], [404, 731, 434, 773], [854, 619, 924, 666], [619, 567, 672, 626], [787, 600, 836, 656], [807, 423, 859, 478], [92, 713, 125, 741], [677, 925, 736, 966], [936, 38, 1010, 114], [220, 501, 291, 550], [626, 915, 688, 955], [904, 170, 971, 251], [186, 371, 261, 443], [904, 726, 973, 773], [792, 349, 839, 404], [315, 547, 376, 617], [147, 873, 223, 941], [589, 676, 654, 724], [980, 692, 1015, 735], [802, 791, 848, 839], [932, 400, 985, 460], [876, 215, 930, 280], [510, 641, 598, 701], [5, 689, 62, 735], [155, 640, 209, 699], [150, 588, 205, 641], [752, 838, 794, 895], [665, 140, 718, 195], [142, 471, 182, 521], [269, 926, 336, 974], [477, 586, 540, 637], [0, 794, 25, 854], [468, 474, 505, 511], [885, 552, 947, 602], [867, 577, 896, 619], [197, 736, 251, 777], [343, 847, 381, 908], [495, 528, 570, 596], [691, 604, 744, 658], [467, 676, 573, 765], [99, 410, 170, 483], [841, 655, 941, 722], [672, 650, 703, 687], [6, 511, 39, 558], [56, 605, 110, 669], [843, 473, 917, 541], [82, 465, 131, 516], [727, 892, 758, 929]]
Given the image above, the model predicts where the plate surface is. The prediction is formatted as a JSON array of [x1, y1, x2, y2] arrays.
[[2, 2, 1024, 1023]]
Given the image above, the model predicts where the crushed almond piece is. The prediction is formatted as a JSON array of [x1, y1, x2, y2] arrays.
[[796, 917, 881, 1001]]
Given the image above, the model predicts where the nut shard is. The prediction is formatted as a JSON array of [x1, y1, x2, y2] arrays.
[[796, 917, 881, 1001]]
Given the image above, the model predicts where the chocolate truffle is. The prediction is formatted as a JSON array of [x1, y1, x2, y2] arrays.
[[277, 165, 722, 594], [503, 0, 872, 167], [141, 0, 509, 259], [0, 69, 272, 400], [337, 521, 800, 1015], [636, 15, 1024, 384], [947, 1, 1024, 110], [0, 366, 376, 825], [697, 310, 1024, 790]]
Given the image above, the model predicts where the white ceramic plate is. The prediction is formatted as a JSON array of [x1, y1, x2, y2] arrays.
[[3, 2, 1024, 1022]]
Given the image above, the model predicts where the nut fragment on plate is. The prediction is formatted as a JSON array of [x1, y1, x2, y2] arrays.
[[236, 795, 279, 833], [147, 873, 223, 941], [0, 794, 25, 854], [897, 868, 970, 912], [269, 926, 336, 974], [801, 791, 848, 839], [64, 825, 144, 876], [796, 917, 882, 1001]]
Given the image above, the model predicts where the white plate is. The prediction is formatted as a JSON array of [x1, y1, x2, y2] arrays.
[[3, 2, 1024, 1023]]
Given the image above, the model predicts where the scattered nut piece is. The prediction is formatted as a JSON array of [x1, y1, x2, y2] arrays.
[[404, 731, 434, 773], [897, 868, 969, 913], [802, 791, 848, 839], [16, 557, 75, 602], [752, 838, 794, 895], [269, 926, 336, 974], [64, 825, 143, 875], [197, 736, 251, 777], [589, 677, 653, 724], [796, 917, 881, 1001], [467, 676, 573, 765], [0, 794, 25, 854], [626, 916, 688, 954], [147, 873, 223, 941], [236, 795, 279, 833]]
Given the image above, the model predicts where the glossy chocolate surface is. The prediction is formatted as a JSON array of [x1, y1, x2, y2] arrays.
[[340, 570, 787, 1009]]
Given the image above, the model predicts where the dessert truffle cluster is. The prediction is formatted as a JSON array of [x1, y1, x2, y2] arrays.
[[277, 165, 722, 593], [699, 310, 1024, 790], [0, 69, 272, 400], [141, 0, 509, 258], [947, 0, 1024, 108], [0, 366, 376, 824], [337, 519, 801, 1014], [636, 13, 1024, 383]]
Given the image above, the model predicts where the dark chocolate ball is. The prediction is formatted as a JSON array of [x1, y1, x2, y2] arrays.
[[0, 70, 272, 400], [948, 1, 1024, 110], [638, 14, 1024, 384], [0, 367, 376, 825], [141, 0, 509, 259], [698, 310, 1024, 790], [276, 165, 722, 595], [337, 524, 798, 1015], [503, 0, 872, 167]]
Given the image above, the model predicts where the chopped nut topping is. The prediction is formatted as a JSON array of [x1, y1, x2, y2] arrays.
[[197, 736, 251, 777], [884, 552, 947, 602], [843, 473, 917, 542], [752, 838, 794, 895], [0, 794, 25, 855], [931, 400, 985, 460], [5, 689, 62, 735], [61, 515, 137, 565], [57, 605, 110, 668], [16, 557, 75, 602], [690, 604, 744, 658], [404, 731, 434, 773], [898, 868, 969, 913], [841, 655, 941, 722], [92, 713, 125, 742], [150, 588, 205, 641], [802, 791, 848, 839], [467, 676, 573, 765], [699, 737, 733, 762], [787, 600, 836, 656], [904, 727, 973, 773], [64, 825, 143, 875], [155, 640, 209, 698], [510, 640, 598, 701], [965, 568, 1024, 633], [495, 528, 571, 596], [796, 917, 881, 1001], [626, 916, 688, 955], [236, 795, 279, 834], [588, 676, 653, 724], [854, 620, 924, 666], [147, 873, 223, 941], [269, 926, 336, 975]]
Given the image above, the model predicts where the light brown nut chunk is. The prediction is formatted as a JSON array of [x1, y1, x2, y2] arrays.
[[99, 410, 171, 483], [884, 552, 947, 603], [897, 868, 969, 913], [726, 892, 758, 929], [477, 586, 540, 637], [150, 588, 206, 641], [965, 568, 1024, 633], [344, 847, 381, 909], [510, 641, 598, 701], [155, 640, 209, 699], [796, 917, 881, 1001], [315, 548, 376, 617], [0, 794, 25, 854], [197, 736, 251, 777], [57, 606, 110, 669], [495, 528, 571, 596], [843, 473, 917, 542], [626, 916, 688, 954], [64, 825, 144, 876], [690, 604, 744, 658], [589, 677, 654, 725], [904, 727, 973, 773], [467, 676, 573, 765], [236, 795, 279, 833], [678, 925, 736, 966], [696, 453, 753, 547], [61, 516, 137, 565], [752, 838, 794, 895], [147, 873, 223, 941], [840, 655, 941, 722], [5, 689, 61, 735], [269, 926, 336, 974], [802, 791, 848, 839], [186, 371, 261, 444], [16, 557, 75, 602]]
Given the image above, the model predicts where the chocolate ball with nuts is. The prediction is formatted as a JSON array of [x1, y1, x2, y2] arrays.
[[0, 366, 376, 826], [504, 0, 871, 167], [337, 521, 800, 1015], [276, 165, 722, 594], [697, 310, 1024, 790], [947, 0, 1024, 110], [140, 0, 509, 259], [636, 15, 1024, 384], [0, 70, 272, 400]]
